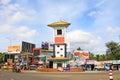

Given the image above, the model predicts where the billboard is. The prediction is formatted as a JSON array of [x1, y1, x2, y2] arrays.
[[41, 42, 54, 50], [8, 45, 20, 53], [74, 51, 89, 59], [41, 42, 49, 50], [22, 41, 35, 53], [49, 43, 54, 50]]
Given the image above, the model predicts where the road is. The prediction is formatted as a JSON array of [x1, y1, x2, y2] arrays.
[[0, 70, 120, 80]]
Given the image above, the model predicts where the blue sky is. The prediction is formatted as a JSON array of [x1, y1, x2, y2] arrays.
[[0, 0, 120, 54]]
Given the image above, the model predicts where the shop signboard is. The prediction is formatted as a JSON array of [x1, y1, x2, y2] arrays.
[[95, 61, 104, 69], [49, 43, 54, 50], [75, 59, 86, 65], [41, 42, 49, 50], [74, 51, 89, 59], [86, 60, 97, 64], [8, 45, 20, 54], [104, 60, 112, 64], [22, 41, 35, 53], [41, 42, 54, 50], [112, 60, 120, 64]]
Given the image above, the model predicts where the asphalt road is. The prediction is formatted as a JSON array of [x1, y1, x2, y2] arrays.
[[0, 70, 120, 80]]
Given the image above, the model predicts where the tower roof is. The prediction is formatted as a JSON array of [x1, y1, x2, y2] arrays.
[[47, 21, 71, 27]]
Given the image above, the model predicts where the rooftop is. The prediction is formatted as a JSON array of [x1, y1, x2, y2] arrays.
[[47, 21, 71, 27]]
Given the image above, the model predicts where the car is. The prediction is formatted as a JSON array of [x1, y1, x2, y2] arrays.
[[29, 65, 37, 70]]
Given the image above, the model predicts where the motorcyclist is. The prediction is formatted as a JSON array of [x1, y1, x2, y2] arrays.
[[16, 59, 21, 73]]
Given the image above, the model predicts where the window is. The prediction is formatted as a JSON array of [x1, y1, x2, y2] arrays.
[[60, 55, 63, 57], [57, 45, 60, 47], [34, 50, 39, 56], [57, 29, 62, 35], [60, 48, 63, 50], [57, 52, 60, 54], [57, 63, 62, 67]]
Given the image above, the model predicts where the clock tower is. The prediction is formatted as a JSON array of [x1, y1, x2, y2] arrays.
[[48, 21, 71, 68]]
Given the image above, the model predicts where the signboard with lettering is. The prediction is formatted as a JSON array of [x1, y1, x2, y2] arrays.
[[8, 45, 20, 53], [74, 51, 89, 59]]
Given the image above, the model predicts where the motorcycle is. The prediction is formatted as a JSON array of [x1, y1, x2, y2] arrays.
[[12, 64, 21, 73]]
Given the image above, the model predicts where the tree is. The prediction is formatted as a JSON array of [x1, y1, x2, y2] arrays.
[[89, 52, 95, 59], [95, 54, 100, 61], [77, 47, 82, 51], [0, 52, 5, 64], [106, 41, 120, 60]]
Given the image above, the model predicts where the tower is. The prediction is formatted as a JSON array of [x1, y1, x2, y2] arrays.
[[48, 21, 71, 68]]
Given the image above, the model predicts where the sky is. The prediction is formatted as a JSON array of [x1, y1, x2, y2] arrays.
[[0, 0, 120, 54]]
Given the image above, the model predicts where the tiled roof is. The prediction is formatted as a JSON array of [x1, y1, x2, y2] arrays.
[[47, 21, 70, 27]]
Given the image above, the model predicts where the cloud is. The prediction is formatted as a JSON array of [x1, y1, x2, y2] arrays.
[[67, 30, 101, 52], [0, 0, 10, 4], [106, 26, 120, 33], [92, 0, 120, 28], [67, 30, 100, 44], [7, 11, 27, 23], [0, 24, 13, 32], [13, 26, 37, 40], [0, 1, 36, 25], [0, 25, 36, 42], [88, 11, 97, 17]]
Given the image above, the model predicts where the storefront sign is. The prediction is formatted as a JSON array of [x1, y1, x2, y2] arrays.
[[86, 60, 97, 64], [74, 51, 89, 59], [112, 60, 120, 64], [8, 45, 20, 53]]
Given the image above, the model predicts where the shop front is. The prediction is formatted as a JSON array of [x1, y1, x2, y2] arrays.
[[48, 58, 70, 69], [112, 60, 120, 70], [86, 60, 96, 71]]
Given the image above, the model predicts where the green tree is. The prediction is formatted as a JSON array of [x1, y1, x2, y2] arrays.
[[95, 54, 100, 61], [106, 41, 120, 60], [0, 52, 5, 64], [89, 52, 95, 59], [77, 47, 82, 51]]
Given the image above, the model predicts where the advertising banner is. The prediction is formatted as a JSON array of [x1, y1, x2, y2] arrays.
[[41, 42, 54, 51], [8, 45, 20, 53], [112, 60, 120, 64], [22, 41, 35, 53], [86, 60, 97, 64], [75, 59, 86, 65], [74, 51, 89, 59]]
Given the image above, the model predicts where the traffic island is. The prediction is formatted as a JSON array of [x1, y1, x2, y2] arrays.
[[36, 68, 84, 72]]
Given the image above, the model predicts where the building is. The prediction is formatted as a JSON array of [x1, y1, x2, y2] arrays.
[[47, 21, 71, 68]]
